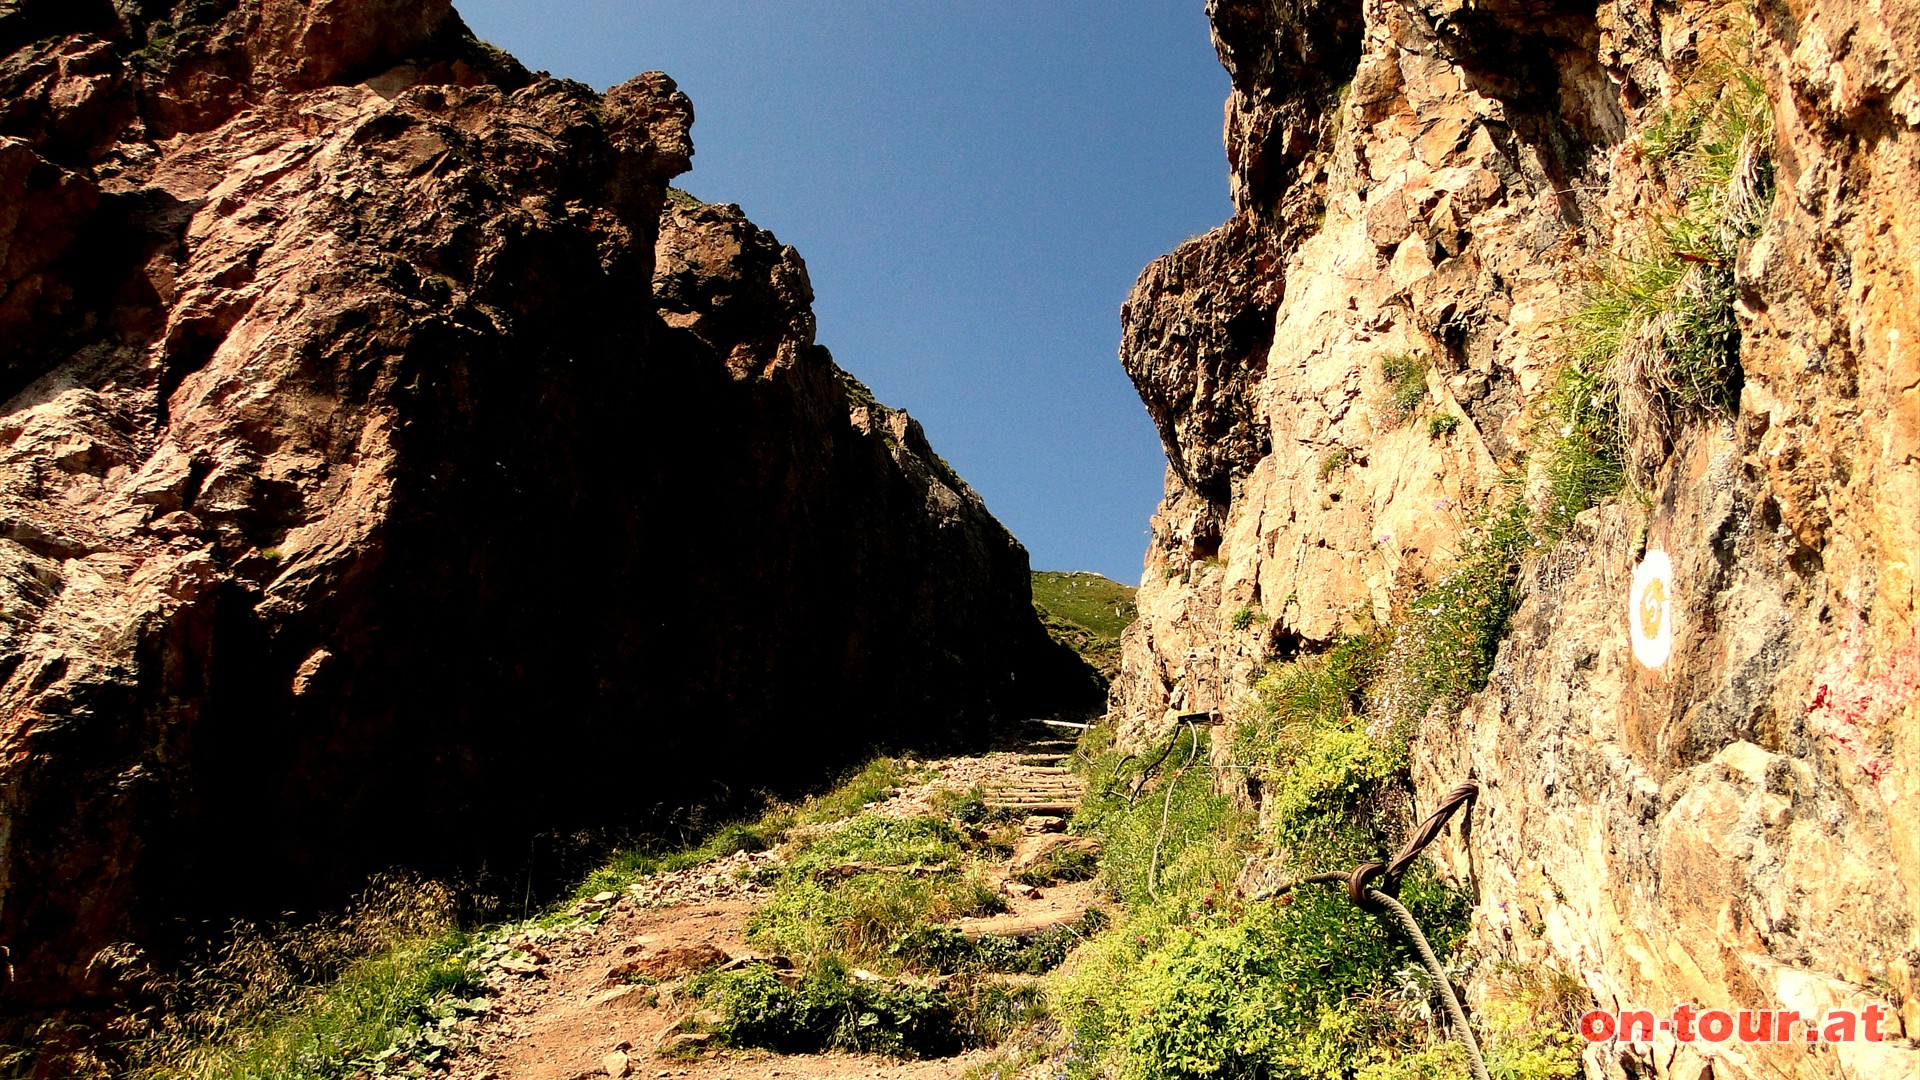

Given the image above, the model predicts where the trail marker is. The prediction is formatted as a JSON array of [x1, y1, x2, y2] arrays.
[[1630, 549, 1675, 669]]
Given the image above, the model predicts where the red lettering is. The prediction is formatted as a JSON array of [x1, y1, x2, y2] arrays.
[[1673, 1003, 1698, 1042], [1775, 1009, 1802, 1042], [1863, 1004, 1889, 1043], [1699, 1010, 1734, 1042], [1619, 1010, 1656, 1042], [1823, 1009, 1858, 1043], [1579, 1010, 1617, 1042], [1738, 1009, 1772, 1042]]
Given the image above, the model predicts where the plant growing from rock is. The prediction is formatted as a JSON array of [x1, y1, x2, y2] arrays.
[[1379, 354, 1430, 425], [1318, 446, 1354, 482], [1552, 17, 1772, 493]]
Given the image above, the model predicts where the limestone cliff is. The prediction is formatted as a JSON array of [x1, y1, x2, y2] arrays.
[[1116, 1, 1919, 1077], [0, 0, 1090, 1010]]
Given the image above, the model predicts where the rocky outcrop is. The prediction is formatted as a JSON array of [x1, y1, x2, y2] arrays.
[[0, 0, 1089, 1010], [1116, 1, 1920, 1077]]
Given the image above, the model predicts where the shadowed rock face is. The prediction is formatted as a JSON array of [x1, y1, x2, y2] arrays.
[[0, 0, 1094, 1008], [1118, 0, 1920, 1076]]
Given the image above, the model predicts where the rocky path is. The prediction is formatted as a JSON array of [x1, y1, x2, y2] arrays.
[[444, 739, 1095, 1080]]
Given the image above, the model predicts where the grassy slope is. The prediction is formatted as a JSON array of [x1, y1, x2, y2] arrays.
[[1030, 571, 1136, 680]]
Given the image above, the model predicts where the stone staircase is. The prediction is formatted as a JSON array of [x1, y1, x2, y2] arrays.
[[980, 737, 1085, 817]]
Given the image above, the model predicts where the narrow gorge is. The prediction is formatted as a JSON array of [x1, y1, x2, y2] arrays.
[[1, 1, 1916, 1079]]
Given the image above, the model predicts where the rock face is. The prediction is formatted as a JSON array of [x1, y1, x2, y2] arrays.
[[1117, 1, 1920, 1077], [0, 0, 1089, 1009]]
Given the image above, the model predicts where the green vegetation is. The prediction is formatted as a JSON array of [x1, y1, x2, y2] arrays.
[[1428, 413, 1459, 439], [1032, 571, 1137, 640], [567, 757, 912, 905], [747, 815, 1001, 966], [123, 933, 483, 1080], [73, 880, 484, 1080], [1539, 355, 1627, 539], [1546, 15, 1772, 513], [1236, 634, 1397, 845], [664, 186, 707, 207], [897, 911, 1109, 977], [690, 805, 1079, 1058], [1050, 488, 1575, 1078], [92, 759, 927, 1078], [1011, 843, 1099, 887], [1230, 605, 1268, 632], [1379, 355, 1430, 425], [1318, 446, 1353, 483], [1057, 696, 1512, 1080], [1370, 496, 1532, 733], [837, 368, 883, 413], [1032, 570, 1138, 677], [685, 769, 1105, 1059], [697, 960, 966, 1058]]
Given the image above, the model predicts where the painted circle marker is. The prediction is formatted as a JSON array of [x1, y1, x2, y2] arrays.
[[1629, 549, 1675, 669]]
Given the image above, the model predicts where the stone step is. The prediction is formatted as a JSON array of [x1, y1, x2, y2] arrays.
[[988, 783, 1077, 790]]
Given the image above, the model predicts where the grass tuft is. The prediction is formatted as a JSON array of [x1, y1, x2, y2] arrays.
[[1379, 355, 1429, 425], [1318, 446, 1353, 483], [1549, 12, 1771, 495]]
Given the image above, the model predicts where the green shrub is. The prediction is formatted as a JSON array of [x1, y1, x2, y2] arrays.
[[1229, 605, 1266, 631], [1235, 635, 1400, 851], [953, 979, 1049, 1049], [1058, 872, 1469, 1080], [1428, 414, 1459, 438], [930, 785, 990, 825], [1055, 635, 1492, 1080], [700, 956, 1056, 1057], [1538, 357, 1626, 539]]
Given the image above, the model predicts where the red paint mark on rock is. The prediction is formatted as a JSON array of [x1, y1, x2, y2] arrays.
[[1806, 613, 1919, 803]]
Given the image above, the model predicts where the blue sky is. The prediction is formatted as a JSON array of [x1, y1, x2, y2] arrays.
[[453, 2, 1232, 585]]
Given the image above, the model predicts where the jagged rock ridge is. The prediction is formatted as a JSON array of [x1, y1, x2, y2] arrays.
[[1115, 1, 1919, 1077], [0, 0, 1094, 1010]]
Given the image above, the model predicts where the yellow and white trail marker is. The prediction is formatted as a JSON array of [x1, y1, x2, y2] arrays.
[[1629, 549, 1675, 669]]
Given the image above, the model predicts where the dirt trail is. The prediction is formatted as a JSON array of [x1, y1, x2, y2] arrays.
[[445, 740, 1093, 1080]]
